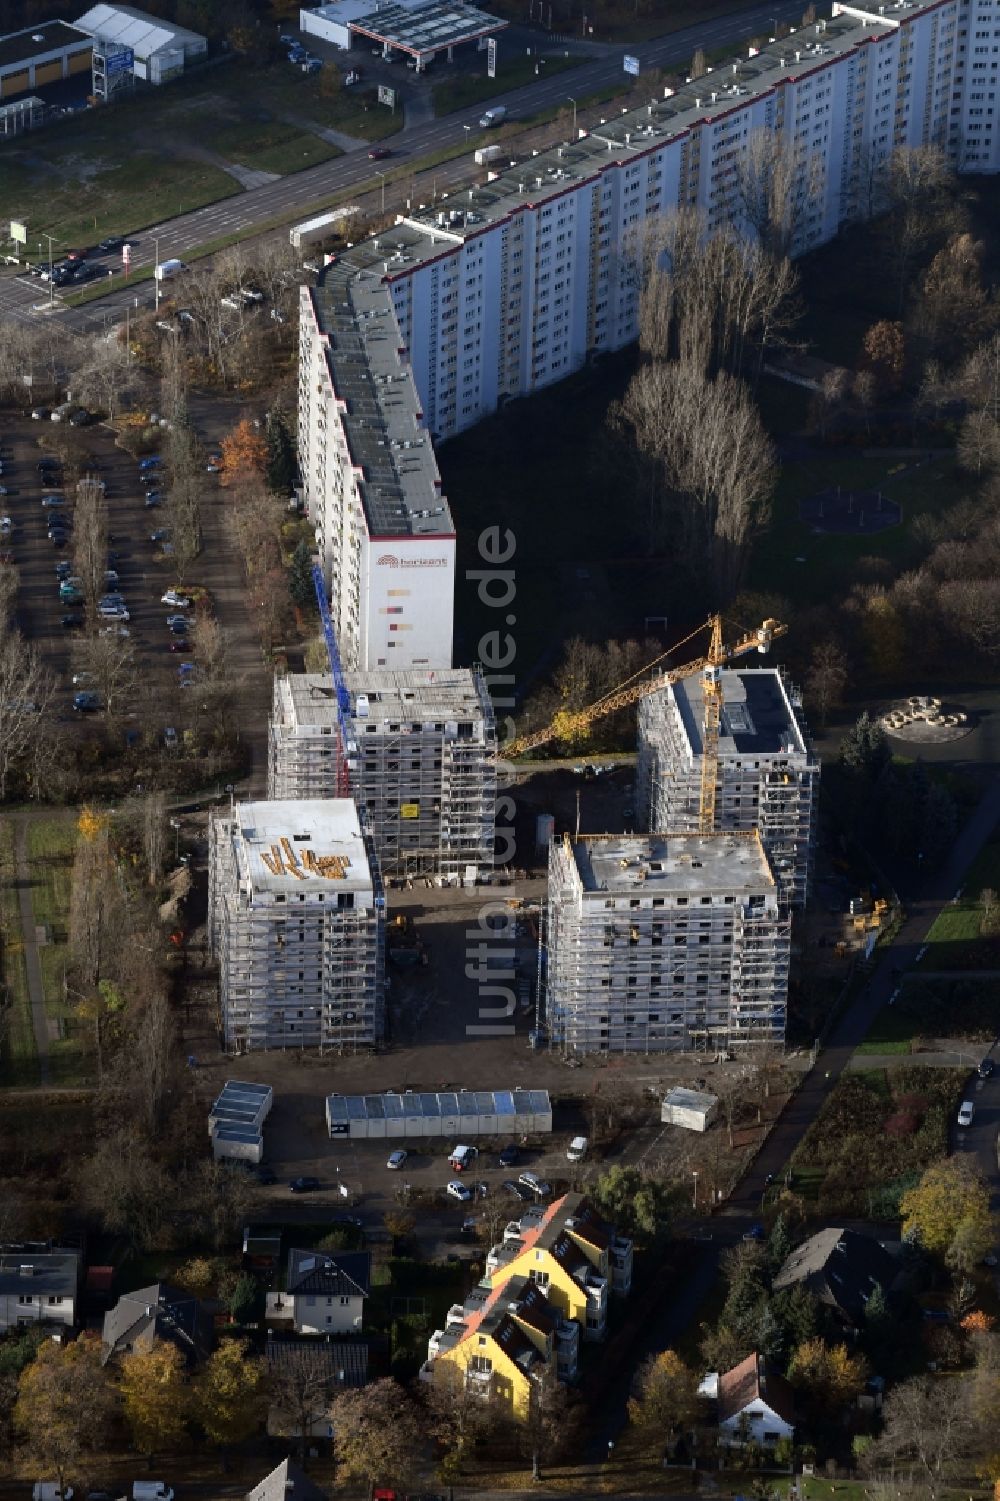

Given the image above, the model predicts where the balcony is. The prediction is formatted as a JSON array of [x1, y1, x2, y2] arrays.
[[610, 1235, 633, 1295], [555, 1318, 580, 1381]]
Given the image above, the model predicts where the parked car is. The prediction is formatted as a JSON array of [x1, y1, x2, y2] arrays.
[[33, 1486, 74, 1501], [97, 235, 124, 253], [387, 1149, 408, 1170], [503, 1179, 532, 1202], [518, 1171, 550, 1197], [150, 528, 171, 543], [978, 1057, 994, 1079], [161, 590, 192, 608], [958, 1100, 975, 1127], [566, 1135, 589, 1163], [145, 491, 162, 508], [256, 1164, 277, 1185], [60, 613, 83, 629], [41, 495, 66, 508], [0, 516, 12, 534], [132, 1485, 174, 1501], [138, 456, 162, 472], [498, 1143, 519, 1168], [168, 639, 190, 653], [742, 1222, 766, 1241], [446, 1180, 472, 1203], [72, 692, 101, 713], [166, 614, 189, 630], [288, 1176, 320, 1193], [163, 726, 178, 748]]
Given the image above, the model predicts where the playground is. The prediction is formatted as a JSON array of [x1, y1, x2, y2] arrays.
[[799, 485, 902, 534]]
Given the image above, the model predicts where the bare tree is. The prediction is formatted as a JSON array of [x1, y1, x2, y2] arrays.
[[804, 640, 848, 726], [164, 420, 202, 583], [69, 816, 121, 990], [0, 635, 55, 799], [690, 46, 706, 79], [143, 792, 166, 887], [75, 332, 132, 419], [865, 1376, 980, 1493], [880, 145, 956, 313], [957, 409, 1000, 476], [268, 1356, 334, 1462], [82, 632, 137, 718], [737, 128, 825, 259], [74, 476, 109, 630]]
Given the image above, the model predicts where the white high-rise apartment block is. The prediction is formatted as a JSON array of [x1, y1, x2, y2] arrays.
[[546, 832, 790, 1055], [269, 670, 497, 879], [299, 1, 994, 662], [636, 668, 819, 910], [209, 799, 385, 1053]]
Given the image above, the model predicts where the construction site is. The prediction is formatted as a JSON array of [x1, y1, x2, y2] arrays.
[[545, 830, 791, 1056], [208, 799, 386, 1054], [269, 668, 497, 882]]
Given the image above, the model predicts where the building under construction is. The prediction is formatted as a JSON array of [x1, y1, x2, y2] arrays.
[[545, 831, 790, 1055], [268, 670, 497, 881], [636, 668, 818, 908], [208, 799, 385, 1053]]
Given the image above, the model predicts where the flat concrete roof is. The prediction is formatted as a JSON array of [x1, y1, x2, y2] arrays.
[[312, 250, 454, 540], [570, 832, 775, 897], [0, 21, 91, 71], [275, 670, 493, 729], [318, 0, 507, 56], [394, 9, 886, 242], [230, 799, 373, 895], [673, 668, 807, 760]]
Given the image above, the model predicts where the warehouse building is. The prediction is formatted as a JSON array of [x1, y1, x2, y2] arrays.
[[325, 1087, 552, 1138], [301, 0, 507, 70], [0, 20, 92, 100], [74, 3, 206, 83], [636, 669, 819, 910], [545, 832, 791, 1056], [268, 670, 497, 881], [209, 799, 385, 1054]]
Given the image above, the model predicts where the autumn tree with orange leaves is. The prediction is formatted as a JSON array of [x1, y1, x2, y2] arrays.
[[219, 419, 268, 488]]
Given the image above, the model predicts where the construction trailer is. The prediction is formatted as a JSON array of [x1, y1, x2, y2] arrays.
[[268, 668, 497, 882], [208, 799, 385, 1054], [636, 667, 819, 909], [325, 1087, 552, 1139], [545, 831, 791, 1056], [661, 1086, 720, 1132], [209, 1079, 273, 1161]]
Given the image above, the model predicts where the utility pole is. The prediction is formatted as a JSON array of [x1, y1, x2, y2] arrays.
[[41, 232, 58, 307], [154, 234, 161, 311], [568, 95, 577, 134], [376, 170, 387, 214]]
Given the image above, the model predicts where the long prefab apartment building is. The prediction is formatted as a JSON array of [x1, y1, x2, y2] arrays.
[[546, 832, 790, 1055], [209, 799, 385, 1053]]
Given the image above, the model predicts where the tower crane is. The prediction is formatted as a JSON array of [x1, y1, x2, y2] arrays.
[[499, 614, 787, 833]]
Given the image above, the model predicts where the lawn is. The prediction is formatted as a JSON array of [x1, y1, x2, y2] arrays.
[[923, 840, 1000, 969], [432, 50, 583, 115], [25, 817, 86, 1086], [855, 976, 1000, 1055], [175, 110, 340, 175], [790, 1066, 966, 1218], [0, 819, 39, 1088], [749, 446, 966, 607]]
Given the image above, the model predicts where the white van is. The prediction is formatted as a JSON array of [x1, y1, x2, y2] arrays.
[[566, 1136, 589, 1162], [133, 1485, 174, 1501], [448, 1144, 478, 1172], [957, 1100, 975, 1128]]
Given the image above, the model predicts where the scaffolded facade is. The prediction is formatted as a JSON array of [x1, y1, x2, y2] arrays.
[[636, 668, 819, 909], [269, 671, 496, 880], [546, 832, 790, 1055], [209, 799, 385, 1053]]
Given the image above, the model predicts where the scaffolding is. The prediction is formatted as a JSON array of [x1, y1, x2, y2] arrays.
[[637, 667, 819, 910], [269, 670, 496, 881], [92, 40, 135, 103], [544, 831, 790, 1057], [208, 800, 385, 1054]]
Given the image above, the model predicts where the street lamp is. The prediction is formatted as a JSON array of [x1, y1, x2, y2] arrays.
[[170, 817, 180, 861], [692, 1169, 699, 1209], [567, 94, 577, 134], [154, 234, 161, 311], [376, 170, 387, 213]]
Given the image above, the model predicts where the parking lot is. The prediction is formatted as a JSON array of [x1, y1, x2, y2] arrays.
[[0, 405, 270, 761]]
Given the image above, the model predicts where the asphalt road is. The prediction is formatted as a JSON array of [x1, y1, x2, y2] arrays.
[[0, 0, 810, 334]]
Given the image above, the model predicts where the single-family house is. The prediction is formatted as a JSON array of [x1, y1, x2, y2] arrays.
[[101, 1282, 213, 1366], [265, 1335, 368, 1439], [772, 1227, 897, 1330], [485, 1192, 632, 1342], [0, 1249, 79, 1332], [246, 1458, 326, 1501], [275, 1249, 370, 1336], [709, 1351, 795, 1447]]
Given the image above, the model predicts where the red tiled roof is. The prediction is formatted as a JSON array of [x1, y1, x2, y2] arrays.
[[717, 1352, 795, 1428]]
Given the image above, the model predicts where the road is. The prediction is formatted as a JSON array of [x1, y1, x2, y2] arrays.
[[0, 0, 810, 334]]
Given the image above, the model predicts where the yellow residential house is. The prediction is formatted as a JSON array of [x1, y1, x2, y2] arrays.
[[424, 1275, 560, 1420], [485, 1193, 633, 1342]]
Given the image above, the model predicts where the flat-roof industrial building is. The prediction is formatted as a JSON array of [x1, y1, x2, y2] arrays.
[[0, 20, 92, 100], [300, 0, 507, 69], [209, 799, 385, 1054], [74, 3, 206, 84], [546, 832, 790, 1055]]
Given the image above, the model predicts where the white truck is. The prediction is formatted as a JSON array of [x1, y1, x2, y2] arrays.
[[475, 143, 503, 166], [289, 204, 361, 251], [154, 258, 186, 282], [479, 106, 507, 128]]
